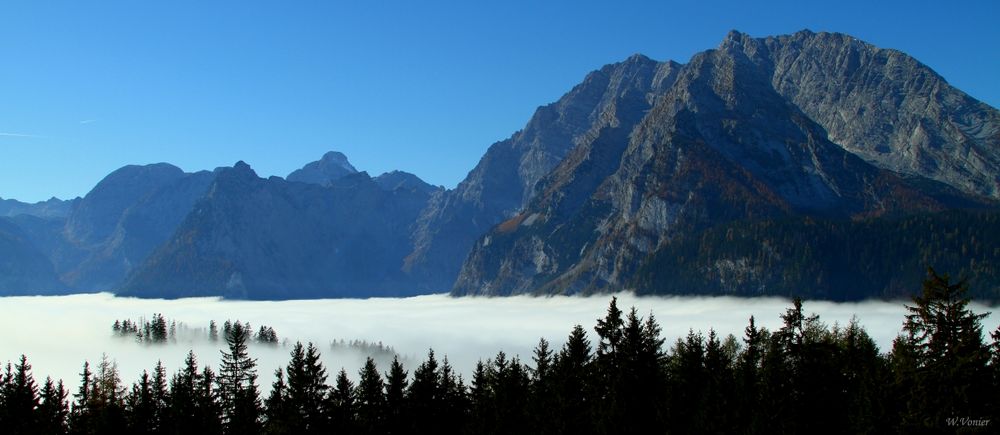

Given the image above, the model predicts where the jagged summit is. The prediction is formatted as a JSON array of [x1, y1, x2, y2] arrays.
[[287, 151, 360, 186], [2, 30, 998, 299]]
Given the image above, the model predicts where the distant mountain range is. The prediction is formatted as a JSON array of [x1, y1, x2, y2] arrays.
[[1, 30, 998, 300]]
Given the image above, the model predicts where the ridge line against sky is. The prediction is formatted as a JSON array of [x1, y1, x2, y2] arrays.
[[1, 0, 998, 202]]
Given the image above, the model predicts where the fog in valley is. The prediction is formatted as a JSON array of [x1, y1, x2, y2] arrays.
[[1, 293, 997, 393]]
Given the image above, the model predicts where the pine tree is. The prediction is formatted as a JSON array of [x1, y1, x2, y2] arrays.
[[217, 321, 262, 434], [127, 370, 156, 434], [328, 368, 356, 434], [594, 297, 624, 360], [90, 353, 127, 433], [468, 360, 494, 435], [356, 357, 386, 435], [668, 330, 708, 433], [69, 361, 93, 434], [490, 352, 529, 435], [703, 329, 736, 434], [167, 351, 203, 435], [284, 342, 328, 433], [2, 355, 40, 434], [839, 318, 891, 434], [897, 268, 993, 429], [736, 316, 766, 433], [152, 360, 170, 432], [553, 325, 594, 435], [209, 321, 219, 342], [407, 349, 442, 433], [438, 357, 467, 435], [528, 338, 557, 433], [263, 368, 290, 435], [383, 356, 408, 435], [38, 377, 70, 435], [197, 366, 223, 434]]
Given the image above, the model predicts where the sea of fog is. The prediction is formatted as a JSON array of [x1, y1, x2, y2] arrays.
[[1, 293, 997, 393]]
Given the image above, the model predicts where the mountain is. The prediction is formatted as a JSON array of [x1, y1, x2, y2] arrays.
[[452, 30, 999, 298], [287, 151, 359, 186], [2, 29, 997, 300], [60, 166, 217, 290], [118, 162, 435, 299], [4, 163, 217, 292], [0, 218, 66, 294], [375, 170, 440, 195], [403, 55, 681, 292], [759, 31, 1000, 199], [0, 197, 77, 219]]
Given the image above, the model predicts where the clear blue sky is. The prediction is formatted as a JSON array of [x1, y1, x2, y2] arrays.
[[1, 0, 997, 202]]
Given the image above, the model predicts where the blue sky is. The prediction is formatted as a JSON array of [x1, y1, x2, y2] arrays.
[[1, 0, 997, 202]]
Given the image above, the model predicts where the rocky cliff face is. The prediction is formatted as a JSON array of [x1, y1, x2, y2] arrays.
[[404, 55, 682, 291], [754, 31, 1000, 199], [118, 162, 434, 299], [452, 30, 998, 297]]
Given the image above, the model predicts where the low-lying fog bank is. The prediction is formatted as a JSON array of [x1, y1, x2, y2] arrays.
[[1, 293, 997, 392]]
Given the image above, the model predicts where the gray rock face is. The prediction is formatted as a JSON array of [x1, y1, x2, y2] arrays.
[[404, 55, 681, 292], [287, 151, 359, 186], [452, 30, 998, 296], [119, 162, 435, 299], [744, 30, 1000, 199]]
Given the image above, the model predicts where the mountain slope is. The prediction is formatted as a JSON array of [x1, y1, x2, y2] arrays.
[[287, 151, 359, 186], [404, 55, 681, 291], [452, 30, 998, 298], [0, 197, 77, 219], [119, 162, 434, 298], [754, 31, 1000, 199], [0, 218, 66, 294]]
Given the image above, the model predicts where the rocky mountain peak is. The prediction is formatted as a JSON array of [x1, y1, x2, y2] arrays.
[[287, 151, 359, 186]]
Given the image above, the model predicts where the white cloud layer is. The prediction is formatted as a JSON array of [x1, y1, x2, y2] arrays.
[[1, 293, 996, 393]]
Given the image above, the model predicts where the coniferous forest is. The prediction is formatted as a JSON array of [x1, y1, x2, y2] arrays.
[[2, 269, 999, 434]]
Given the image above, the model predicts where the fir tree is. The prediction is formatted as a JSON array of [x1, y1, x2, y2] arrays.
[[282, 342, 328, 433], [356, 357, 386, 435], [263, 369, 290, 435], [167, 351, 203, 435], [197, 366, 223, 434], [328, 368, 356, 434], [217, 321, 261, 434], [69, 361, 93, 434], [897, 268, 993, 429], [528, 338, 557, 433], [39, 377, 70, 435], [407, 349, 442, 433], [553, 325, 593, 435], [736, 316, 766, 433], [90, 353, 127, 434], [2, 355, 40, 434], [127, 370, 156, 435], [383, 356, 408, 435], [438, 357, 467, 435]]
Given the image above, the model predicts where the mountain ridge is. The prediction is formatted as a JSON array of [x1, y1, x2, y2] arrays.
[[1, 29, 998, 299]]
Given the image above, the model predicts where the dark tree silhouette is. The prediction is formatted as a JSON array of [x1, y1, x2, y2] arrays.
[[217, 321, 261, 434]]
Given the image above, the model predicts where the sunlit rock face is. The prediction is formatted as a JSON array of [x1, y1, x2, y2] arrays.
[[453, 30, 1000, 298]]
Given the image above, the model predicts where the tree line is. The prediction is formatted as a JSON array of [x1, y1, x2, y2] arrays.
[[3, 268, 999, 434], [113, 316, 279, 345]]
